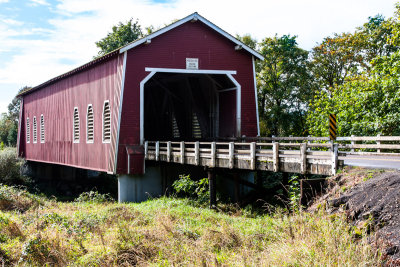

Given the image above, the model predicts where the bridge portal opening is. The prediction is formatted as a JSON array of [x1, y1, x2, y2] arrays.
[[144, 72, 238, 141]]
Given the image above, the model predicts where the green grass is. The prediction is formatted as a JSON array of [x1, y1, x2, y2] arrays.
[[0, 185, 381, 266]]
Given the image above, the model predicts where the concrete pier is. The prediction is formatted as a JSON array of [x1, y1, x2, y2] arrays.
[[118, 165, 163, 202]]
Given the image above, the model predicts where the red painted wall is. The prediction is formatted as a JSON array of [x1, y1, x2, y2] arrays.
[[20, 55, 124, 173], [117, 20, 258, 173]]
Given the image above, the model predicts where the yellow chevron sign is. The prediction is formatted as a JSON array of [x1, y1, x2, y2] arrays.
[[329, 114, 337, 140]]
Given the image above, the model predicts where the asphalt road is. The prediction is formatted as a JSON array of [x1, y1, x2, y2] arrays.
[[341, 155, 400, 170]]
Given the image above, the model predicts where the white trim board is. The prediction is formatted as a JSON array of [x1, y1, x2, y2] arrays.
[[140, 71, 157, 145], [145, 68, 236, 75], [120, 12, 264, 61], [226, 74, 241, 137], [114, 51, 128, 174], [252, 56, 260, 136], [139, 69, 241, 144]]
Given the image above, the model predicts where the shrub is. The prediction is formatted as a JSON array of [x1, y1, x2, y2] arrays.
[[74, 191, 114, 203], [0, 147, 28, 185], [172, 175, 209, 204]]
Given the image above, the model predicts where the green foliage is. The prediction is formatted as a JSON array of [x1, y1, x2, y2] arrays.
[[256, 35, 314, 136], [172, 174, 209, 204], [307, 6, 400, 137], [74, 191, 114, 203], [0, 86, 29, 147], [288, 175, 301, 212], [0, 147, 28, 185], [95, 18, 143, 57]]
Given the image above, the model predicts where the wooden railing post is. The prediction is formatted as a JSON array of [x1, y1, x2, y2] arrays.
[[250, 142, 256, 170], [332, 143, 338, 175], [144, 141, 148, 160], [208, 169, 216, 209], [195, 141, 200, 166], [351, 135, 355, 153], [155, 141, 160, 161], [167, 141, 171, 162], [300, 143, 307, 174], [273, 142, 279, 172], [307, 135, 311, 151], [229, 142, 234, 169], [377, 134, 381, 153], [180, 141, 185, 164], [211, 142, 216, 168]]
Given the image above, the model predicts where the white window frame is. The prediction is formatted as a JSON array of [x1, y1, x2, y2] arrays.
[[86, 104, 94, 144], [33, 116, 37, 144], [40, 114, 45, 143], [73, 107, 80, 143], [26, 117, 30, 143], [102, 100, 111, 143]]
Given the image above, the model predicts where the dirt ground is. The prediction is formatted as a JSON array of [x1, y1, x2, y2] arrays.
[[311, 167, 400, 266]]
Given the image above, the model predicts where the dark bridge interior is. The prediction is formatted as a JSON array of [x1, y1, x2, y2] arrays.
[[144, 73, 237, 141]]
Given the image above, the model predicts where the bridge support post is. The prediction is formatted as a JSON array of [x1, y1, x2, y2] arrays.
[[208, 169, 216, 209], [118, 165, 163, 203], [331, 143, 338, 175]]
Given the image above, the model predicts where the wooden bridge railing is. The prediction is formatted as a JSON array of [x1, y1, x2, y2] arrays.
[[336, 136, 400, 156], [144, 141, 339, 176]]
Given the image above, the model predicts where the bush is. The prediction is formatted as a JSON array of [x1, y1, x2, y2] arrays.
[[0, 147, 27, 185], [172, 175, 209, 204], [74, 191, 114, 203]]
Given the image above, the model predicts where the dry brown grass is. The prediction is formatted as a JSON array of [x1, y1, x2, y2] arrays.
[[0, 185, 383, 266]]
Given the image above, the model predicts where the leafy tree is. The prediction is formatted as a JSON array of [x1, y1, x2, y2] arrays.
[[310, 33, 364, 95], [95, 18, 143, 57], [236, 34, 258, 50], [307, 5, 400, 137], [0, 87, 30, 147], [257, 35, 314, 136]]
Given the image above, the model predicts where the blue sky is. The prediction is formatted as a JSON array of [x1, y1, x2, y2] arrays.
[[0, 0, 398, 113]]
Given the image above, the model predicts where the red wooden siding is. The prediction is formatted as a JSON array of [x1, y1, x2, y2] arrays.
[[116, 21, 257, 173], [20, 55, 124, 173]]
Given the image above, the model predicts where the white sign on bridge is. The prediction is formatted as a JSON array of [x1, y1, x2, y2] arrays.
[[186, 58, 199, 70]]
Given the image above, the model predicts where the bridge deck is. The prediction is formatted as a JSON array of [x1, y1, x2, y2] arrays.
[[145, 141, 341, 176]]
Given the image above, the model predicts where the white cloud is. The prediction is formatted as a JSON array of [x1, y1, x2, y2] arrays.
[[0, 0, 9, 3], [30, 0, 50, 6], [0, 0, 397, 114], [1, 18, 24, 26]]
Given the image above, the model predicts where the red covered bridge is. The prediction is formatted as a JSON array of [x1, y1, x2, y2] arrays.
[[17, 13, 265, 201]]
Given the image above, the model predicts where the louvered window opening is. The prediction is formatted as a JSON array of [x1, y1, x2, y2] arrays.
[[40, 115, 45, 143], [172, 113, 180, 138], [73, 108, 80, 142], [103, 102, 111, 142], [26, 118, 30, 143], [33, 117, 37, 143], [192, 112, 202, 139], [87, 105, 94, 143]]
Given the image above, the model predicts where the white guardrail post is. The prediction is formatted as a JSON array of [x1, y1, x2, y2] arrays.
[[180, 141, 185, 164], [377, 134, 381, 153], [155, 141, 160, 161], [250, 142, 256, 170], [300, 143, 307, 174], [229, 142, 234, 169], [273, 142, 279, 172], [211, 142, 216, 168]]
